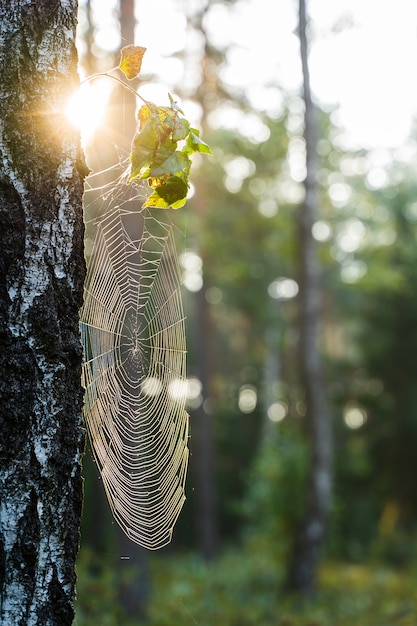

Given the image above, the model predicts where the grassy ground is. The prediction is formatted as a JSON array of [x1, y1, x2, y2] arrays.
[[74, 549, 417, 625]]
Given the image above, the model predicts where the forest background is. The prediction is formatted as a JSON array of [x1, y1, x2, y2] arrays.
[[73, 0, 417, 624]]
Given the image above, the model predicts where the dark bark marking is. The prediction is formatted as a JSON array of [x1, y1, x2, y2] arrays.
[[0, 176, 25, 331], [17, 489, 40, 596], [0, 339, 36, 462]]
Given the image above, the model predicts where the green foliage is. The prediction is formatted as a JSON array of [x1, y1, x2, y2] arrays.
[[75, 548, 417, 626], [241, 423, 308, 562], [175, 112, 299, 544], [326, 178, 417, 562], [75, 550, 131, 625], [129, 98, 211, 208]]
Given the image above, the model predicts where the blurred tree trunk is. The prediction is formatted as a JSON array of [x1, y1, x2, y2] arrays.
[[287, 0, 332, 594], [0, 1, 87, 624], [115, 1, 150, 619], [120, 0, 135, 48], [192, 283, 218, 560], [83, 0, 95, 75], [118, 0, 138, 144], [183, 1, 219, 561]]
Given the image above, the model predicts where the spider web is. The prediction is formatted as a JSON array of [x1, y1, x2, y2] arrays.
[[80, 164, 189, 550]]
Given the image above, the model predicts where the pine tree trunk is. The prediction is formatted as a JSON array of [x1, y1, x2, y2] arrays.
[[287, 0, 332, 594], [189, 7, 219, 562], [0, 2, 87, 624]]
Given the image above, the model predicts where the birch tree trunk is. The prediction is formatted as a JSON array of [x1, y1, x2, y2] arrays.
[[287, 0, 332, 594], [0, 1, 87, 624]]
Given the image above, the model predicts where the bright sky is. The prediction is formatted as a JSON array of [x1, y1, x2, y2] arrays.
[[76, 0, 417, 150], [309, 0, 417, 148]]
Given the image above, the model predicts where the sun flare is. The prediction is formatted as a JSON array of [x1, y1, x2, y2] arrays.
[[65, 80, 113, 144]]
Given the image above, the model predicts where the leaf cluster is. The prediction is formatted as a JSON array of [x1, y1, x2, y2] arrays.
[[117, 45, 211, 209], [129, 97, 211, 209]]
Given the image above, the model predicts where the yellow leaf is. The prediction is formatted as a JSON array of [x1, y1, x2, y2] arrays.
[[137, 103, 154, 126], [119, 45, 147, 80]]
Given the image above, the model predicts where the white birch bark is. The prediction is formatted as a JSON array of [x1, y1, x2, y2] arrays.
[[0, 2, 87, 624]]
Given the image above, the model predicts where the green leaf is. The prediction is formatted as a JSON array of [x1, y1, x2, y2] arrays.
[[130, 126, 157, 178], [186, 128, 213, 155], [129, 109, 174, 180], [168, 93, 184, 114], [143, 176, 189, 209], [149, 150, 191, 179], [172, 118, 190, 142], [140, 138, 178, 179]]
